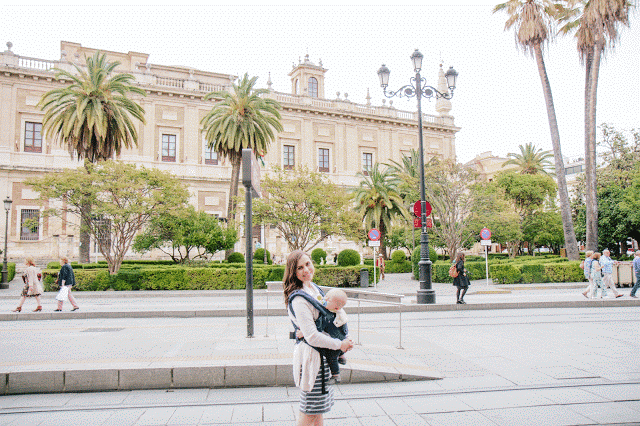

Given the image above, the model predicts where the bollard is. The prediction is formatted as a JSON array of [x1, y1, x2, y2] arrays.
[[360, 268, 369, 288]]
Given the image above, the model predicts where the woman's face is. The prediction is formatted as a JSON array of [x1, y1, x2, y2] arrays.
[[295, 254, 315, 284]]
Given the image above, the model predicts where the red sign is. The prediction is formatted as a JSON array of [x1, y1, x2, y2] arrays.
[[480, 228, 492, 240], [414, 218, 433, 228], [413, 201, 432, 217], [368, 228, 381, 241]]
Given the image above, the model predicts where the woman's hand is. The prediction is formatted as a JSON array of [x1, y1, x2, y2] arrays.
[[340, 338, 354, 353]]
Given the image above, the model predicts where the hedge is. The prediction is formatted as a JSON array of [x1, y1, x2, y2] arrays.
[[41, 265, 375, 291], [386, 260, 412, 273]]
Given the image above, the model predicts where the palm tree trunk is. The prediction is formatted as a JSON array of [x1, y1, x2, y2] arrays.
[[585, 39, 603, 252], [79, 160, 93, 263], [224, 153, 242, 260], [533, 44, 580, 260]]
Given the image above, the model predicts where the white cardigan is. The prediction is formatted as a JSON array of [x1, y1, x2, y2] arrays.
[[289, 283, 342, 392]]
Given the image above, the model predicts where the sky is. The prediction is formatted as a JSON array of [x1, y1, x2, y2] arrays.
[[2, 2, 638, 164]]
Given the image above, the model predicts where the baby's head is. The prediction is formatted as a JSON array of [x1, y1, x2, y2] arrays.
[[325, 288, 347, 312]]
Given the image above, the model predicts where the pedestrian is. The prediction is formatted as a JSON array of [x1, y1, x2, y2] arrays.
[[589, 253, 608, 298], [11, 257, 43, 312], [55, 257, 79, 312], [376, 253, 386, 280], [283, 250, 354, 426], [452, 252, 470, 304], [600, 249, 623, 298], [581, 251, 594, 298], [630, 250, 640, 299]]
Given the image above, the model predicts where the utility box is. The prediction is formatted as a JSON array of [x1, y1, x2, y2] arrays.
[[615, 263, 634, 287]]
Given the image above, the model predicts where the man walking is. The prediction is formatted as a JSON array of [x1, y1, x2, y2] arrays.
[[630, 250, 640, 298], [601, 249, 622, 298]]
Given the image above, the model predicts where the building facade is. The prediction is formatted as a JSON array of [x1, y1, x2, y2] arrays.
[[0, 41, 459, 263]]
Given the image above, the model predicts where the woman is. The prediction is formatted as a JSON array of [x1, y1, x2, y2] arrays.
[[284, 250, 353, 426], [376, 254, 386, 280], [452, 252, 470, 304], [55, 257, 79, 312], [12, 257, 43, 312], [590, 252, 607, 298]]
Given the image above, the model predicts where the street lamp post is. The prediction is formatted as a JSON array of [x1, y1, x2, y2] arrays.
[[378, 50, 458, 304], [1, 196, 13, 289]]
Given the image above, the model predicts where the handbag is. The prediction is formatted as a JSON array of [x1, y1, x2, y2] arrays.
[[448, 264, 459, 278]]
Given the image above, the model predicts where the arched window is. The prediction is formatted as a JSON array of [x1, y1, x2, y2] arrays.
[[294, 79, 299, 95], [308, 77, 318, 98]]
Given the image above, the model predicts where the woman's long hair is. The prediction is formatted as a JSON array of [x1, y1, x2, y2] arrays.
[[25, 257, 36, 267], [283, 250, 309, 306], [456, 252, 465, 263]]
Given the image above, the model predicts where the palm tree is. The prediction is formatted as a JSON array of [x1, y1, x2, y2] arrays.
[[494, 0, 580, 260], [558, 0, 631, 251], [353, 164, 410, 258], [39, 51, 146, 262], [503, 142, 555, 175], [201, 74, 283, 258]]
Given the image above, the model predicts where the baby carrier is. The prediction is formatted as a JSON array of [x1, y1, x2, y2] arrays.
[[288, 284, 348, 393]]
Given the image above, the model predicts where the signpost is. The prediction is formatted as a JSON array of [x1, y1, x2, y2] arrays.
[[368, 228, 380, 288], [242, 149, 261, 338], [480, 228, 492, 286]]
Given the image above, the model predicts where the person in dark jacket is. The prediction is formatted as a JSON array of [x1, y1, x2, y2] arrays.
[[55, 257, 79, 312], [452, 252, 470, 304]]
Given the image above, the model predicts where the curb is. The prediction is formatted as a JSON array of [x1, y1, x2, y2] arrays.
[[0, 363, 442, 395], [1, 299, 638, 321]]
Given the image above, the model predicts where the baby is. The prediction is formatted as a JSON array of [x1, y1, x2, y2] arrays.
[[297, 288, 349, 383]]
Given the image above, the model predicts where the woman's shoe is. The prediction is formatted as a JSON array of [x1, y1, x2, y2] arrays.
[[71, 307, 79, 311], [459, 300, 466, 304], [33, 306, 42, 312], [11, 307, 21, 312], [456, 300, 462, 304], [54, 309, 62, 312]]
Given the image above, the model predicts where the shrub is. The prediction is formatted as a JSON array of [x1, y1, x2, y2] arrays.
[[363, 259, 374, 266], [490, 264, 522, 284], [390, 250, 406, 263], [520, 263, 548, 283], [544, 261, 585, 283], [337, 249, 360, 267], [311, 248, 327, 265], [8, 262, 15, 281], [227, 252, 245, 263], [385, 260, 412, 273], [253, 248, 272, 264]]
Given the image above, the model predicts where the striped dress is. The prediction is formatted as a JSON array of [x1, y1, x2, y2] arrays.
[[298, 357, 334, 414]]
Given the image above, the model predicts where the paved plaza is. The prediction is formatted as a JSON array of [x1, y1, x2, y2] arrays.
[[0, 273, 639, 425]]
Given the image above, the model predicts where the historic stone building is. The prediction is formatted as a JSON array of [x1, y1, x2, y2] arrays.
[[0, 41, 459, 262]]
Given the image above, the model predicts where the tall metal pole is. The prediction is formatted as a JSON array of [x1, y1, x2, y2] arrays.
[[245, 186, 254, 337], [415, 71, 435, 304], [1, 207, 9, 288]]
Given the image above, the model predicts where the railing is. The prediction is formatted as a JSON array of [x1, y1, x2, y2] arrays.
[[155, 76, 184, 89], [199, 82, 226, 93], [17, 57, 56, 71]]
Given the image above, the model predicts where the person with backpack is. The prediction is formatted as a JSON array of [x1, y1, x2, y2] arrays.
[[452, 252, 470, 304], [283, 250, 353, 426]]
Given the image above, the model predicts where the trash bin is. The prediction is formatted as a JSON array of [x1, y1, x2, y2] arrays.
[[360, 268, 369, 288]]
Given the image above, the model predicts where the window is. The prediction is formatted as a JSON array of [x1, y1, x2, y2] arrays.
[[20, 209, 40, 241], [284, 145, 295, 170], [205, 144, 218, 165], [294, 79, 299, 95], [362, 152, 373, 176], [308, 77, 318, 98], [92, 215, 112, 253], [24, 122, 43, 153], [162, 134, 176, 162], [318, 148, 329, 172]]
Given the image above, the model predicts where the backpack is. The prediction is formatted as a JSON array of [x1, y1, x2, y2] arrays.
[[448, 264, 459, 278]]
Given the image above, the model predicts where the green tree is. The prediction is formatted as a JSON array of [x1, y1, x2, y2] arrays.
[[133, 206, 237, 263], [38, 51, 146, 263], [201, 73, 283, 258], [503, 142, 554, 175], [353, 164, 410, 259], [253, 166, 361, 252], [558, 0, 631, 252], [494, 0, 579, 261], [523, 210, 565, 254], [26, 161, 188, 274]]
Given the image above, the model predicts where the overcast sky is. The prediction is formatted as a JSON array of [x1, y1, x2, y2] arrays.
[[2, 2, 638, 163]]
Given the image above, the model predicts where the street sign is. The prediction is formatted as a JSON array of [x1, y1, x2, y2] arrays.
[[414, 217, 433, 228], [368, 240, 381, 247], [480, 239, 492, 246], [413, 201, 432, 217], [480, 228, 492, 240], [368, 228, 381, 241]]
